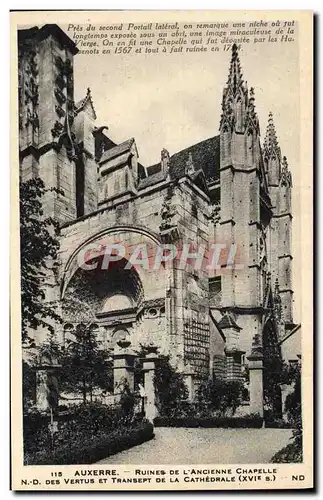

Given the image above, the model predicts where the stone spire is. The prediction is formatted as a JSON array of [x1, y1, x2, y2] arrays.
[[226, 43, 244, 98], [263, 112, 281, 160], [220, 44, 259, 134]]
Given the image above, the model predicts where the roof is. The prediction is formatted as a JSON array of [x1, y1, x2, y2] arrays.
[[169, 135, 220, 182], [147, 163, 162, 176], [99, 138, 135, 164], [218, 312, 242, 331], [279, 323, 301, 345], [139, 170, 166, 189], [138, 135, 220, 190]]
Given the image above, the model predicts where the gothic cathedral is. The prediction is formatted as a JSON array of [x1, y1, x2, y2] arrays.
[[18, 24, 301, 416]]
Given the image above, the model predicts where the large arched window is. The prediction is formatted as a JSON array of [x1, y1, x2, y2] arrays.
[[102, 294, 133, 312]]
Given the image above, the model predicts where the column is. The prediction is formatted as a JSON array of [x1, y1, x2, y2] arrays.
[[247, 340, 264, 418], [142, 351, 158, 422], [183, 363, 195, 401], [225, 347, 245, 382], [113, 340, 137, 399]]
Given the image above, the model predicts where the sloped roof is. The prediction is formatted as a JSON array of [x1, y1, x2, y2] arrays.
[[169, 135, 220, 182], [138, 135, 220, 190], [99, 138, 135, 164], [147, 163, 162, 176], [218, 312, 242, 331], [139, 169, 166, 189]]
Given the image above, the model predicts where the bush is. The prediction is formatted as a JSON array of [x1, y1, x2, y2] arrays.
[[270, 363, 302, 463], [270, 437, 302, 463], [23, 410, 53, 456], [25, 420, 154, 465], [264, 415, 293, 429], [154, 414, 263, 428], [195, 378, 244, 417], [153, 355, 190, 417], [23, 390, 144, 464]]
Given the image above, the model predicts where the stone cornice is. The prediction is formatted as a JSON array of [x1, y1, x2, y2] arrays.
[[19, 24, 78, 56]]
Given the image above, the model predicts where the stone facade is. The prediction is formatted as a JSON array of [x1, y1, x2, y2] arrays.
[[19, 25, 301, 414]]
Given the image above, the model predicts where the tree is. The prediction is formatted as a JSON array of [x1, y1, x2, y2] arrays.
[[60, 323, 113, 403], [20, 177, 61, 345], [153, 355, 190, 417]]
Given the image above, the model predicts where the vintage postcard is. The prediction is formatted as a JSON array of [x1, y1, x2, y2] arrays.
[[10, 10, 313, 491]]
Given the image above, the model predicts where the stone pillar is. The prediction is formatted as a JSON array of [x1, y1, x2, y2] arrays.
[[113, 340, 137, 398], [183, 363, 195, 401], [225, 347, 245, 382], [247, 334, 264, 418], [142, 351, 158, 423]]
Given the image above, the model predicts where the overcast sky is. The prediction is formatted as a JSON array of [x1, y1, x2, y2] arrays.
[[63, 24, 301, 321], [69, 31, 299, 174]]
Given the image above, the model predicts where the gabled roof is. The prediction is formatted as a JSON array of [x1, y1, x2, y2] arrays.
[[169, 135, 220, 182], [138, 135, 220, 191], [147, 163, 162, 176], [139, 169, 166, 189], [75, 88, 97, 120], [209, 310, 226, 342], [279, 323, 301, 346], [99, 138, 136, 164], [218, 311, 242, 331]]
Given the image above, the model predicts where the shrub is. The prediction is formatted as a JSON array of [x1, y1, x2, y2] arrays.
[[25, 420, 154, 465], [195, 378, 244, 417], [154, 414, 263, 428], [264, 413, 293, 429], [153, 355, 191, 417], [23, 410, 52, 455], [270, 363, 302, 463], [23, 388, 144, 463], [270, 438, 302, 464]]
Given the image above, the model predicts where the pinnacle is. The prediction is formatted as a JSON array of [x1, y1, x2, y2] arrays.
[[264, 112, 280, 153], [226, 43, 244, 96], [232, 43, 239, 58], [280, 155, 292, 187]]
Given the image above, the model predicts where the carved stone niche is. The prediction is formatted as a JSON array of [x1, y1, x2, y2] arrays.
[[54, 87, 66, 105], [55, 105, 65, 118], [51, 120, 64, 138], [55, 73, 66, 90]]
